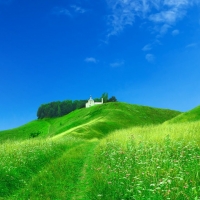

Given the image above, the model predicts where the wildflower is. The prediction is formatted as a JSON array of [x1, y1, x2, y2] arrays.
[[167, 180, 171, 184]]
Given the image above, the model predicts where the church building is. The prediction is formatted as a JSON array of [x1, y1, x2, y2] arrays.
[[85, 96, 103, 108]]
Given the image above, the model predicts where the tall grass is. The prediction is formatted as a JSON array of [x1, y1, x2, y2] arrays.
[[1, 111, 199, 199], [9, 140, 98, 200], [88, 122, 200, 199], [0, 137, 84, 198]]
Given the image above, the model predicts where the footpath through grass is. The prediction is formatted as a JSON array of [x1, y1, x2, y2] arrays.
[[9, 139, 98, 200], [2, 102, 200, 199], [1, 122, 200, 199], [0, 137, 85, 198]]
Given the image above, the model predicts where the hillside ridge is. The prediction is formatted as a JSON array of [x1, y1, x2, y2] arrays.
[[165, 105, 200, 124], [0, 102, 181, 142]]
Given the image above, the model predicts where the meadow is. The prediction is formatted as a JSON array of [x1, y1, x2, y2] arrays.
[[0, 137, 85, 198], [0, 102, 199, 199], [88, 122, 200, 200]]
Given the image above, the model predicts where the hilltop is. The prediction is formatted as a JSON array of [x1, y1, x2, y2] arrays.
[[0, 102, 181, 142], [165, 105, 200, 124]]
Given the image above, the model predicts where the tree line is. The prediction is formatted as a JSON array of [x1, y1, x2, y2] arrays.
[[37, 93, 117, 119]]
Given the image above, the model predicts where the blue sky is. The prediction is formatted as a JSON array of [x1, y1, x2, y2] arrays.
[[0, 0, 200, 130]]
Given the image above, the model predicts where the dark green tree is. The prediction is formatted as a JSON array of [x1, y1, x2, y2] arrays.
[[108, 96, 117, 102], [94, 98, 101, 102], [101, 92, 108, 103], [37, 99, 87, 119], [60, 100, 73, 116]]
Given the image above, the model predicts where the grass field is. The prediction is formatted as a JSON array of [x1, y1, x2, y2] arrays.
[[88, 122, 200, 199], [0, 102, 200, 199], [0, 137, 85, 198], [166, 105, 200, 124], [0, 102, 180, 142]]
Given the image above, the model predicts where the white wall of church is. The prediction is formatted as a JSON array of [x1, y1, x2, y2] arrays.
[[86, 97, 103, 108]]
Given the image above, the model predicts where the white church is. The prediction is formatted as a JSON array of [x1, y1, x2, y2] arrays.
[[85, 96, 103, 108]]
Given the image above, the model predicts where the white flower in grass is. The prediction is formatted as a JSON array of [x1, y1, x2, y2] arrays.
[[167, 179, 172, 184]]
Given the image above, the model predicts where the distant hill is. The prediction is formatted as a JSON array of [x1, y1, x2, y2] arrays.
[[0, 102, 181, 142], [165, 105, 200, 124]]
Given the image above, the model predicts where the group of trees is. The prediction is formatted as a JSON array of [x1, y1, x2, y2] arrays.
[[37, 100, 87, 119], [37, 93, 117, 119], [94, 93, 117, 103]]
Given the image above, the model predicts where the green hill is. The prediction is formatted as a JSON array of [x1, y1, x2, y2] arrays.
[[0, 102, 181, 142], [2, 102, 200, 200], [165, 105, 200, 124]]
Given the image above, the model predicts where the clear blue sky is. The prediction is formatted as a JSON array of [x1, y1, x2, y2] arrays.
[[1, 0, 200, 130]]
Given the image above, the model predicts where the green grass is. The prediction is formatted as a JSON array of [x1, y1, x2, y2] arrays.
[[87, 122, 200, 199], [0, 102, 181, 142], [3, 102, 200, 199], [0, 137, 84, 198], [9, 139, 98, 200], [0, 120, 50, 142], [166, 105, 200, 124]]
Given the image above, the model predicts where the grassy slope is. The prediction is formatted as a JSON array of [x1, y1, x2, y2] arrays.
[[2, 102, 200, 199], [0, 102, 181, 142], [86, 122, 200, 199], [166, 105, 200, 124], [0, 137, 85, 198], [0, 120, 50, 142], [9, 139, 98, 200]]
